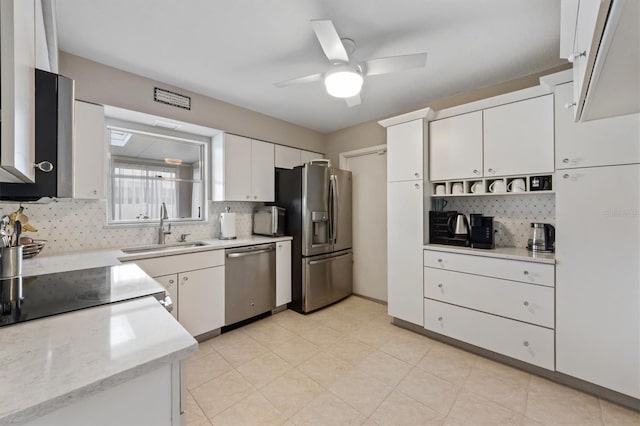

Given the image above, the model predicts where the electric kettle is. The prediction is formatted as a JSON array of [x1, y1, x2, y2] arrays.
[[447, 213, 469, 238], [527, 223, 555, 252]]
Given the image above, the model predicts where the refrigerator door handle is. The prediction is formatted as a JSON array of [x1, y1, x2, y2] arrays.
[[330, 174, 339, 244], [307, 252, 352, 265]]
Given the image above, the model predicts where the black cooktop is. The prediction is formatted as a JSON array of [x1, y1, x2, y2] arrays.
[[0, 264, 165, 327]]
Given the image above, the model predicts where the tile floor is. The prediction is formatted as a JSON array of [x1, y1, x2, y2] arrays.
[[185, 296, 640, 425]]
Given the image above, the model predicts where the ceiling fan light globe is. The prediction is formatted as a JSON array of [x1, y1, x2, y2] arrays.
[[324, 70, 363, 98]]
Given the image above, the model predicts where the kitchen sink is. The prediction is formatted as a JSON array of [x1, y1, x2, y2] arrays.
[[121, 241, 210, 254]]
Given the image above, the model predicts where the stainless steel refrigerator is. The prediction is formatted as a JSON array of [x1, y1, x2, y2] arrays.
[[276, 162, 353, 313]]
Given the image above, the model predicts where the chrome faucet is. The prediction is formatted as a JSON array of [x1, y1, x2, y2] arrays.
[[158, 202, 171, 244]]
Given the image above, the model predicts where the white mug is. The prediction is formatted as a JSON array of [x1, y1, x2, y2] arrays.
[[489, 180, 506, 193], [451, 183, 463, 195], [508, 178, 526, 193], [435, 184, 446, 195], [471, 182, 485, 194]]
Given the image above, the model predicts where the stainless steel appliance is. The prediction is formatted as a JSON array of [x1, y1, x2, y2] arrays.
[[276, 162, 353, 313], [469, 214, 495, 249], [448, 213, 469, 237], [429, 211, 469, 247], [0, 69, 74, 201], [253, 206, 285, 236], [224, 244, 276, 324], [527, 222, 555, 252]]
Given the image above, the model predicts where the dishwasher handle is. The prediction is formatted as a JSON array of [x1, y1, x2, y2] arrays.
[[225, 243, 275, 258]]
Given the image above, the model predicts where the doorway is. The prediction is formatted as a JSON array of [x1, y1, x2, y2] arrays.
[[340, 145, 387, 302]]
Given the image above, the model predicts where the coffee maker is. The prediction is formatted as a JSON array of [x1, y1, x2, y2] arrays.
[[469, 214, 494, 249], [527, 223, 555, 252]]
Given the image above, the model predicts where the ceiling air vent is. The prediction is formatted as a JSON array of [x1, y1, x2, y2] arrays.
[[154, 87, 191, 110]]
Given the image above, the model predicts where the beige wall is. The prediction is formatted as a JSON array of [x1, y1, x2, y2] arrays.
[[59, 51, 326, 153], [325, 64, 570, 166]]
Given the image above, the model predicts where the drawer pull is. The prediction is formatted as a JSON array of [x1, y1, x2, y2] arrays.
[[438, 283, 443, 288], [437, 258, 443, 263], [414, 172, 420, 178], [523, 270, 529, 276], [168, 279, 174, 284], [523, 301, 529, 307], [523, 341, 530, 347], [183, 276, 189, 281], [437, 316, 443, 321]]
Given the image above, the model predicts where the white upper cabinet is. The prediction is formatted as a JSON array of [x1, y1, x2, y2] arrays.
[[483, 95, 554, 177], [73, 101, 105, 199], [212, 133, 275, 202], [300, 149, 323, 165], [555, 82, 640, 169], [275, 145, 301, 169], [562, 0, 639, 121], [429, 111, 483, 181], [0, 0, 36, 183], [274, 145, 323, 169], [250, 139, 275, 201], [387, 119, 424, 182]]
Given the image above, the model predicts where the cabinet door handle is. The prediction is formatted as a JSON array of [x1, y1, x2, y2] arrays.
[[488, 168, 495, 174], [438, 283, 443, 288], [254, 195, 258, 199], [562, 158, 569, 163], [414, 172, 420, 178], [414, 183, 420, 189], [437, 316, 443, 321], [168, 279, 174, 284], [523, 341, 530, 347], [182, 276, 189, 281], [523, 301, 529, 307], [437, 258, 443, 263], [568, 50, 586, 63], [246, 195, 250, 199], [564, 102, 576, 109], [563, 174, 570, 179], [473, 169, 480, 175]]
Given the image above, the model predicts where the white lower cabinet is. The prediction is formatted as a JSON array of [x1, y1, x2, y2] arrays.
[[129, 250, 225, 337], [387, 180, 424, 325], [276, 240, 292, 306], [178, 267, 225, 337], [424, 299, 554, 370], [556, 164, 640, 398], [423, 249, 555, 370], [26, 363, 179, 426]]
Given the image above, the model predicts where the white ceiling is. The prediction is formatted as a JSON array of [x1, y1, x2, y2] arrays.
[[55, 0, 564, 133]]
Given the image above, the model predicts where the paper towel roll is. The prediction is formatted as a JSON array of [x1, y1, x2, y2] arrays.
[[219, 212, 236, 240]]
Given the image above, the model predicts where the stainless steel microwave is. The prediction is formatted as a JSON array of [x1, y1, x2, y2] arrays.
[[253, 206, 285, 236]]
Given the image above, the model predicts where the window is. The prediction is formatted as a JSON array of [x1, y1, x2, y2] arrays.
[[107, 126, 206, 224]]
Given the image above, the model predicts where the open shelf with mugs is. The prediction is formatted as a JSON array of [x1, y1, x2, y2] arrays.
[[431, 174, 554, 197]]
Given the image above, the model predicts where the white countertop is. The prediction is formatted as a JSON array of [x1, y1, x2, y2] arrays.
[[424, 244, 555, 264], [23, 235, 293, 276], [0, 297, 198, 425]]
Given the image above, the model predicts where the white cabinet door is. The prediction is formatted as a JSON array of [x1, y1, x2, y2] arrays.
[[556, 165, 640, 398], [0, 0, 36, 183], [251, 139, 274, 201], [73, 101, 105, 199], [429, 111, 483, 181], [387, 119, 423, 182], [275, 145, 301, 169], [155, 274, 179, 320], [387, 180, 423, 325], [223, 134, 252, 201], [483, 95, 554, 177], [178, 266, 225, 337], [555, 83, 640, 169], [300, 150, 323, 165], [276, 240, 292, 306]]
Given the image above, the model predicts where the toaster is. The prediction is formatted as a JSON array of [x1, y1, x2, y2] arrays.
[[253, 206, 285, 236]]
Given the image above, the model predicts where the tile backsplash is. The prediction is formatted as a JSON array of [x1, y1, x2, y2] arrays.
[[0, 200, 261, 255], [442, 193, 555, 248]]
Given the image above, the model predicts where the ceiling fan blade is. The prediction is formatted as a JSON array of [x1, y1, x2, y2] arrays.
[[345, 94, 361, 107], [311, 19, 349, 63], [274, 73, 323, 88], [364, 53, 428, 76]]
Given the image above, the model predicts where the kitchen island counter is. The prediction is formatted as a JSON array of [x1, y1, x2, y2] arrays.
[[0, 296, 197, 425]]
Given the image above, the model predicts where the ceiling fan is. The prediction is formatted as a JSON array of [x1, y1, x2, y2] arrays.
[[274, 19, 428, 107]]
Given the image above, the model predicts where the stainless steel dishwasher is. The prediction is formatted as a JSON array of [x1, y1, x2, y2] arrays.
[[225, 243, 276, 325]]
